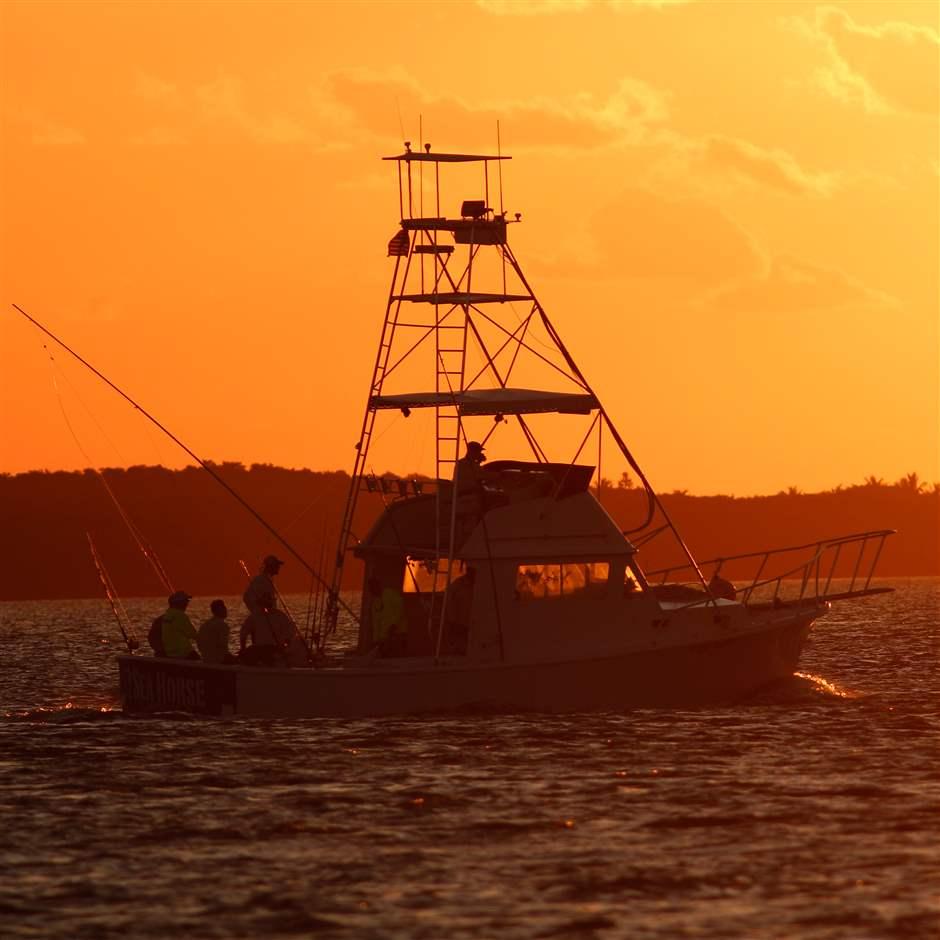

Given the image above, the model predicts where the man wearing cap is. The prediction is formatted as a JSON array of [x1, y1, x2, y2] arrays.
[[161, 590, 199, 659], [239, 591, 292, 666], [454, 441, 492, 498], [243, 555, 284, 616], [453, 441, 497, 538]]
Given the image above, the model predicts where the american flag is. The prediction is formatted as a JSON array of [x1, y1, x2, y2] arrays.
[[387, 229, 410, 257]]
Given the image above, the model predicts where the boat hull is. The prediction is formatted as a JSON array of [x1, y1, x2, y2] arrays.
[[118, 610, 815, 717]]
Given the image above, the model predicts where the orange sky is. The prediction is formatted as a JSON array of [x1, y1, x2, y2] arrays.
[[1, 0, 937, 495]]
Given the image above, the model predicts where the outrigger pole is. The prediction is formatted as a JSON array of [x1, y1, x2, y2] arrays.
[[11, 303, 358, 627]]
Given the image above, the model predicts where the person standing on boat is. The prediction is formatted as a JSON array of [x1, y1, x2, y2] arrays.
[[443, 566, 475, 655], [243, 555, 284, 615], [239, 591, 291, 666], [454, 441, 491, 497], [709, 570, 736, 602], [453, 441, 497, 539], [198, 599, 235, 664], [368, 577, 407, 657], [161, 590, 199, 659]]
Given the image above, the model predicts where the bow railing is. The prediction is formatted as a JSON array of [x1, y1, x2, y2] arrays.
[[642, 529, 895, 609]]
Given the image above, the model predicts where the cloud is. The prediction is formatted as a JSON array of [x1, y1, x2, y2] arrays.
[[532, 188, 895, 317], [8, 108, 86, 146], [593, 188, 763, 283], [700, 254, 898, 314], [324, 68, 669, 149], [692, 135, 840, 197], [133, 73, 179, 103], [31, 123, 86, 146], [124, 71, 318, 146], [796, 6, 939, 116], [476, 0, 693, 13], [128, 127, 186, 147], [196, 75, 309, 143], [476, 0, 590, 13], [616, 0, 694, 7], [529, 186, 765, 286]]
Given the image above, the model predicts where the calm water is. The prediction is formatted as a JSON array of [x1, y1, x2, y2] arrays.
[[1, 580, 937, 939]]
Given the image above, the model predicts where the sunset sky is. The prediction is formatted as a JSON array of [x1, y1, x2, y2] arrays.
[[1, 0, 937, 496]]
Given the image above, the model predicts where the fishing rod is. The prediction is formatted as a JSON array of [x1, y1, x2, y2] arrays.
[[87, 532, 139, 652], [11, 302, 359, 627], [46, 346, 175, 593], [309, 521, 330, 647]]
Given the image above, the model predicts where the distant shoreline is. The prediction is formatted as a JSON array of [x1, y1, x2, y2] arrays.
[[4, 576, 939, 607], [2, 464, 937, 601]]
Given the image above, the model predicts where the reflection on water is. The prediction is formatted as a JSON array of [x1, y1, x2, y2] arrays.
[[0, 580, 937, 939]]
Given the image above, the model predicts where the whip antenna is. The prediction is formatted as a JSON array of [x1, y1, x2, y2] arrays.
[[497, 119, 504, 216]]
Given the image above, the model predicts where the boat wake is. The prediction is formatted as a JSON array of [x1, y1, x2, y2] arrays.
[[743, 672, 869, 705], [1, 700, 122, 723]]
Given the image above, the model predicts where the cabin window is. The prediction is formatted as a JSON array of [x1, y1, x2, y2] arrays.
[[403, 557, 464, 593], [624, 567, 643, 595], [515, 562, 610, 601]]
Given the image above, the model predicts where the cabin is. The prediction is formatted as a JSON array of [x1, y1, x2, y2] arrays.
[[354, 461, 655, 663]]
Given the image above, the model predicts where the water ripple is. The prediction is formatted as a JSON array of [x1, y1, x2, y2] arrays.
[[0, 580, 938, 938]]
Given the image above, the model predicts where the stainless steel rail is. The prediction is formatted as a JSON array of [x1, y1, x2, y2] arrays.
[[643, 529, 896, 608]]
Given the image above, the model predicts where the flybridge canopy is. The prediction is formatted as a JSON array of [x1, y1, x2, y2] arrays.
[[395, 292, 530, 305], [383, 151, 511, 163], [370, 388, 599, 416]]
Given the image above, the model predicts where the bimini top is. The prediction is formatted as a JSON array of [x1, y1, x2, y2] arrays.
[[370, 387, 599, 416]]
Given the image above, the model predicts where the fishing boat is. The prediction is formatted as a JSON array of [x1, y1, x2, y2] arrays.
[[115, 144, 893, 717]]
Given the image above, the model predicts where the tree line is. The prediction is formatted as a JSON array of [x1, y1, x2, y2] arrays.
[[1, 463, 936, 600]]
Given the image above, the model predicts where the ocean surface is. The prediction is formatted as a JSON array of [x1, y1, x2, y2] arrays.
[[1, 579, 937, 939]]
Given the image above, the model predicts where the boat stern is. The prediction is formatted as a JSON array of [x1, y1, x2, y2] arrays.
[[118, 655, 238, 716]]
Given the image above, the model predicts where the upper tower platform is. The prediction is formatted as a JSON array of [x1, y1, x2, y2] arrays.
[[383, 149, 510, 163]]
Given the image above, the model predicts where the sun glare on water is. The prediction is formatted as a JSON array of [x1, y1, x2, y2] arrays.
[[794, 672, 859, 699]]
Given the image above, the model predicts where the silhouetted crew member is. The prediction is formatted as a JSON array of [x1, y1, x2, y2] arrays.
[[453, 441, 491, 498], [243, 555, 284, 615], [162, 590, 199, 659], [444, 567, 475, 655], [453, 441, 496, 539], [709, 571, 736, 601], [198, 599, 234, 664], [368, 576, 407, 657], [239, 591, 291, 666]]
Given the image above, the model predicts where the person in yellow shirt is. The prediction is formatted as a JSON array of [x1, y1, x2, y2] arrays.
[[368, 577, 407, 657], [161, 591, 199, 659]]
